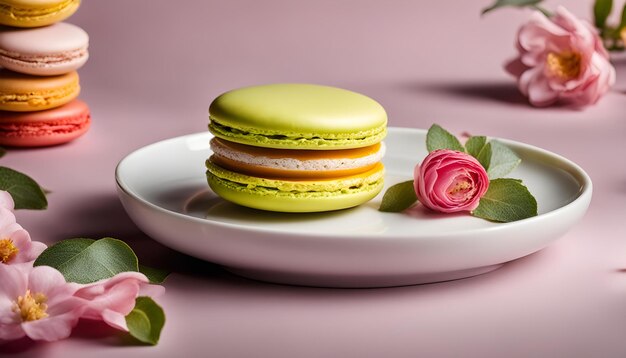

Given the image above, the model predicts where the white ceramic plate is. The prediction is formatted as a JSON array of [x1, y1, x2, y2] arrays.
[[116, 127, 591, 287]]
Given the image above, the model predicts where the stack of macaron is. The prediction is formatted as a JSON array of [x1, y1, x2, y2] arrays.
[[206, 83, 387, 213], [0, 0, 90, 147]]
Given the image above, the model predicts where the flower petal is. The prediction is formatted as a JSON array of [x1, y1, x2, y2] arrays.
[[527, 74, 560, 106], [504, 57, 527, 78], [0, 208, 17, 233], [28, 266, 77, 305], [0, 323, 25, 340], [101, 309, 129, 331], [0, 264, 27, 303], [0, 191, 14, 212], [21, 309, 81, 342], [139, 283, 165, 298]]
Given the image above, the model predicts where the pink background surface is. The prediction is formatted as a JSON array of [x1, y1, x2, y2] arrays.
[[3, 0, 626, 356]]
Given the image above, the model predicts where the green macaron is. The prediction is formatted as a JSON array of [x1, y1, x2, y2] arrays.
[[206, 83, 387, 213]]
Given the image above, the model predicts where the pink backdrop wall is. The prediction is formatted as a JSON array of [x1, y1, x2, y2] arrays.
[[2, 0, 626, 357]]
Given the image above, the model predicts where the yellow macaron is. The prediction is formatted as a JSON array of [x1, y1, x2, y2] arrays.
[[0, 0, 80, 28], [0, 69, 80, 111]]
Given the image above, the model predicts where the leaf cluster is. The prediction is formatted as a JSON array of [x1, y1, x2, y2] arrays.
[[35, 238, 169, 345], [379, 125, 537, 222]]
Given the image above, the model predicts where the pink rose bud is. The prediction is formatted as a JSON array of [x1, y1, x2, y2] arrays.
[[505, 6, 615, 107], [414, 149, 489, 213]]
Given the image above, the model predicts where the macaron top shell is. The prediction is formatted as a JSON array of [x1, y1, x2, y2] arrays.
[[2, 0, 73, 7], [209, 84, 387, 150], [0, 98, 88, 124], [0, 69, 78, 92], [0, 23, 88, 55]]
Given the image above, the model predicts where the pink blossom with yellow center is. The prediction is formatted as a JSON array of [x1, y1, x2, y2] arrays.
[[74, 271, 165, 331], [0, 208, 46, 265], [0, 264, 85, 341], [505, 6, 615, 107]]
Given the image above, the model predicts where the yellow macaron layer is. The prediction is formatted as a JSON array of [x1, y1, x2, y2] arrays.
[[0, 0, 80, 27], [0, 70, 80, 111]]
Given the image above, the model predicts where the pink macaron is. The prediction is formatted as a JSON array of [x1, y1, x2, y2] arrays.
[[0, 100, 91, 147], [0, 22, 89, 76]]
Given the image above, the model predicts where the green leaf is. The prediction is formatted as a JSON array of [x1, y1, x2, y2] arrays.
[[482, 0, 543, 14], [594, 0, 613, 30], [426, 124, 465, 153], [126, 297, 165, 346], [472, 178, 538, 222], [139, 264, 170, 284], [486, 141, 521, 179], [465, 136, 486, 158], [0, 167, 47, 210], [465, 136, 492, 170], [379, 180, 417, 212], [34, 238, 139, 284], [0, 147, 5, 158], [476, 142, 492, 172]]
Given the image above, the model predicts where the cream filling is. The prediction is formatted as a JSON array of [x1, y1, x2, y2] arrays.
[[0, 47, 87, 68], [210, 138, 385, 171]]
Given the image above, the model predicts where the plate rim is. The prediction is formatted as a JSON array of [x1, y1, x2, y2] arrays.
[[115, 127, 592, 240]]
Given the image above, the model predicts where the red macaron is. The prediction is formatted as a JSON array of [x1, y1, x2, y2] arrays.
[[0, 99, 90, 147]]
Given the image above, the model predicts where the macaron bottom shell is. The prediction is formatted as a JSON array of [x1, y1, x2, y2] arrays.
[[0, 0, 81, 28], [0, 120, 89, 147], [0, 50, 89, 76], [206, 162, 385, 213]]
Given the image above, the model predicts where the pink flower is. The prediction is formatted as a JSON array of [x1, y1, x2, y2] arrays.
[[414, 149, 489, 213], [74, 272, 164, 331], [0, 264, 85, 341], [0, 208, 46, 265], [0, 191, 14, 212], [505, 6, 615, 107]]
